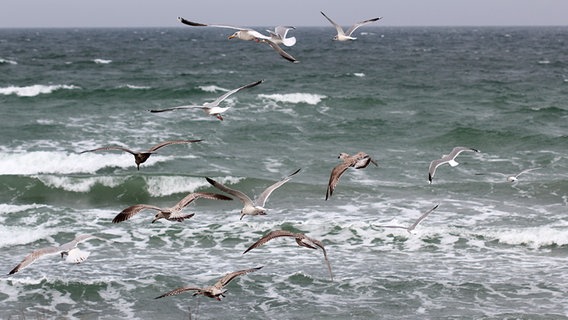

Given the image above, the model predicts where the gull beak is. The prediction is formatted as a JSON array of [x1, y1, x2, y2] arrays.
[[228, 34, 237, 39], [151, 218, 158, 223]]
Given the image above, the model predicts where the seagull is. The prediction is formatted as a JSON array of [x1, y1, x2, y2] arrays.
[[243, 230, 333, 281], [506, 167, 541, 183], [149, 80, 263, 120], [112, 192, 233, 223], [266, 26, 296, 47], [320, 11, 382, 41], [377, 204, 439, 233], [177, 17, 299, 63], [9, 234, 96, 275], [80, 140, 202, 170], [206, 168, 301, 220], [428, 147, 480, 184], [326, 152, 377, 200], [155, 266, 263, 301]]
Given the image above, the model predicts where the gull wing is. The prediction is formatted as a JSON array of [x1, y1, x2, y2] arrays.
[[80, 146, 137, 156], [320, 11, 345, 36], [325, 161, 352, 200], [255, 168, 301, 207], [112, 204, 163, 223], [408, 204, 439, 231], [206, 80, 264, 108], [147, 139, 202, 153], [243, 230, 297, 254], [206, 177, 254, 206], [177, 17, 249, 31], [308, 237, 334, 281], [514, 167, 541, 179], [345, 17, 382, 36], [447, 146, 479, 159], [9, 246, 60, 274], [428, 158, 446, 184], [265, 40, 299, 63], [149, 105, 199, 113], [172, 192, 233, 211], [155, 286, 202, 299], [58, 234, 94, 251], [214, 266, 263, 289]]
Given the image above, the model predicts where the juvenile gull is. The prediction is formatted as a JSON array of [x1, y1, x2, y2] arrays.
[[113, 192, 232, 223], [150, 80, 263, 120], [243, 230, 333, 281], [266, 26, 296, 47], [155, 266, 263, 301], [377, 204, 439, 233], [177, 17, 299, 63], [206, 168, 301, 220], [428, 146, 480, 184], [320, 11, 382, 41], [326, 152, 377, 200], [80, 140, 201, 170], [9, 234, 95, 275]]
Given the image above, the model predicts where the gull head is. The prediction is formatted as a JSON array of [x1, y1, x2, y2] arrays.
[[152, 211, 169, 223], [507, 176, 518, 183], [228, 32, 239, 40]]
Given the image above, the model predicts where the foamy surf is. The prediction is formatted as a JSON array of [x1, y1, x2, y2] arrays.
[[0, 84, 79, 97], [0, 151, 172, 175], [258, 93, 326, 105]]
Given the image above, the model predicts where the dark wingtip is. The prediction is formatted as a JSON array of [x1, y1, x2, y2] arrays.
[[205, 177, 216, 186]]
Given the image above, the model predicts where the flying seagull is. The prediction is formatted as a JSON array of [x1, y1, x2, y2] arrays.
[[80, 140, 202, 170], [326, 152, 377, 200], [206, 168, 301, 220], [266, 26, 296, 46], [506, 167, 541, 183], [9, 234, 96, 275], [428, 146, 480, 184], [149, 80, 263, 120], [377, 204, 439, 233], [113, 192, 232, 223], [320, 11, 382, 41], [177, 17, 299, 63], [155, 266, 263, 301], [243, 230, 333, 281]]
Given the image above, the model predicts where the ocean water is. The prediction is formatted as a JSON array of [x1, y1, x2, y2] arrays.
[[1, 26, 567, 319]]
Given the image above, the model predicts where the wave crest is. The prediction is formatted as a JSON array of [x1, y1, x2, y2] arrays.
[[0, 84, 79, 97], [258, 93, 326, 105]]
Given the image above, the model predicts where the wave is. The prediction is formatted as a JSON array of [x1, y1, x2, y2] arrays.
[[0, 151, 140, 175], [93, 58, 112, 64], [258, 93, 326, 105], [0, 58, 17, 65], [198, 85, 229, 93], [0, 84, 80, 97]]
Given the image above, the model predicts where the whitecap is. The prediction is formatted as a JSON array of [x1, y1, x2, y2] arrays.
[[0, 203, 49, 214], [0, 151, 138, 175], [93, 58, 112, 64], [0, 84, 79, 97], [144, 176, 209, 197], [353, 73, 365, 77], [0, 58, 17, 65], [37, 175, 128, 193], [0, 225, 55, 248], [122, 84, 151, 90], [485, 226, 568, 248], [258, 93, 326, 105], [198, 85, 228, 93]]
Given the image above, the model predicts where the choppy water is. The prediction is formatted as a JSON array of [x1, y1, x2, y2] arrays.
[[1, 26, 567, 319]]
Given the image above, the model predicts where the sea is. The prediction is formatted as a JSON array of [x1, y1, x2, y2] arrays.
[[0, 26, 567, 319]]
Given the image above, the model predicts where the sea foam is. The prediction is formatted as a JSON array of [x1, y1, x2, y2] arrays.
[[198, 85, 228, 93], [0, 84, 79, 97], [0, 151, 133, 175], [258, 93, 326, 105]]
